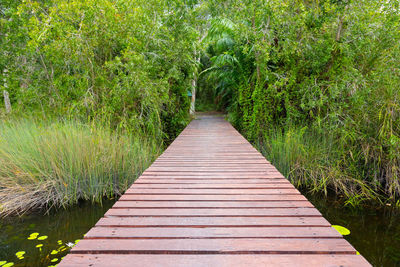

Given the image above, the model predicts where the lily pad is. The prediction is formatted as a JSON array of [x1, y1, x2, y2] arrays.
[[15, 251, 25, 257], [27, 233, 39, 240], [332, 225, 351, 235]]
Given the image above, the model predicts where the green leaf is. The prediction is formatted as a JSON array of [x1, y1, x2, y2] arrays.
[[37, 236, 48, 240], [15, 251, 25, 257], [332, 225, 351, 235], [27, 232, 39, 240]]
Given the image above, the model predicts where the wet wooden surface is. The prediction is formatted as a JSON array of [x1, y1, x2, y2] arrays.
[[59, 114, 370, 266]]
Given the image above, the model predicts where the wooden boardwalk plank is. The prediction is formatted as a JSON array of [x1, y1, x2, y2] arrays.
[[141, 173, 285, 181], [130, 183, 294, 187], [95, 216, 331, 227], [112, 200, 315, 208], [84, 227, 342, 239], [134, 179, 292, 184], [59, 115, 370, 266], [70, 238, 356, 254], [59, 255, 371, 267], [124, 188, 300, 194], [104, 207, 322, 217], [118, 194, 308, 201]]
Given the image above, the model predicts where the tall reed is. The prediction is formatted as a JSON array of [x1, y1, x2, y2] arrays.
[[257, 127, 377, 206], [0, 120, 160, 216]]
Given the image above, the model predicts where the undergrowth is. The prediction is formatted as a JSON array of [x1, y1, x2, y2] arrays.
[[0, 120, 160, 217]]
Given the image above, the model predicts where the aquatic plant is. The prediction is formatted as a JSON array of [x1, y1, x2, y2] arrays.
[[0, 261, 14, 267], [256, 126, 379, 204], [332, 225, 351, 236], [0, 120, 160, 216], [0, 231, 80, 266]]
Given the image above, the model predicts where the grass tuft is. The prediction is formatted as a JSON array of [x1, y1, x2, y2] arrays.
[[0, 120, 160, 217], [257, 126, 378, 206]]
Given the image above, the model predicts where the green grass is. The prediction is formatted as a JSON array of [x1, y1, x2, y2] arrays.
[[256, 126, 378, 206], [0, 120, 161, 217]]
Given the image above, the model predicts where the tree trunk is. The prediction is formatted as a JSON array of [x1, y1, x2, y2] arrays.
[[252, 14, 261, 83], [190, 77, 196, 115], [190, 52, 200, 116], [336, 5, 348, 42], [190, 32, 207, 116], [3, 90, 11, 113], [3, 68, 11, 114]]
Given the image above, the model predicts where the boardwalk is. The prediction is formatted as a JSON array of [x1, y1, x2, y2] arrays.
[[59, 115, 370, 266]]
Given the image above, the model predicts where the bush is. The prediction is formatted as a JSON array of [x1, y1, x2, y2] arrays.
[[199, 0, 400, 203]]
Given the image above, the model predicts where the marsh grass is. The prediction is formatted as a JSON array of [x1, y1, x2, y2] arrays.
[[0, 120, 160, 217], [257, 127, 378, 206]]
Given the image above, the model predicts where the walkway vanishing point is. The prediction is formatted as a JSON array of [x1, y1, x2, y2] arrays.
[[59, 114, 370, 266]]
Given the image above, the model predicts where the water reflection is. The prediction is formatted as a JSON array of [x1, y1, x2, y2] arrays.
[[1, 195, 400, 266], [306, 193, 400, 267], [0, 200, 114, 267]]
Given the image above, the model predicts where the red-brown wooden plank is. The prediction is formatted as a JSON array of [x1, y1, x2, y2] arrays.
[[118, 194, 308, 201], [139, 176, 285, 180], [69, 238, 356, 254], [146, 167, 277, 172], [95, 216, 331, 227], [104, 208, 321, 217], [141, 172, 284, 177], [112, 201, 315, 208], [59, 254, 371, 267], [132, 181, 292, 185], [150, 162, 270, 166], [125, 188, 299, 194], [129, 184, 295, 189], [84, 226, 341, 239]]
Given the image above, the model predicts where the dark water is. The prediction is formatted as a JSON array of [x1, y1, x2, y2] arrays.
[[305, 193, 400, 267], [0, 200, 115, 267], [0, 197, 400, 267]]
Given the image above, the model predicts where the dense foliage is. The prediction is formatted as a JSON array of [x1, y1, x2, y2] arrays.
[[0, 0, 205, 215], [1, 0, 202, 141], [198, 0, 400, 203], [2, 0, 400, 207]]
